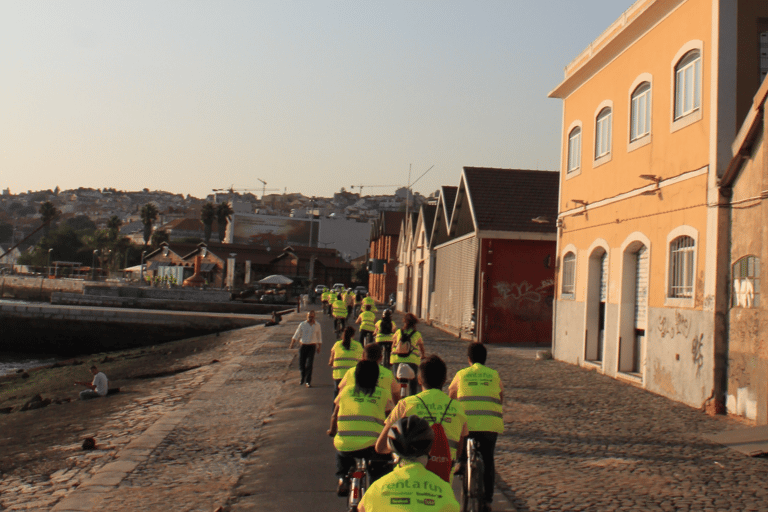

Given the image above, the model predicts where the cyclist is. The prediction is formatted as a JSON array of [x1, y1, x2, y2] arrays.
[[327, 360, 393, 496], [449, 342, 504, 509], [329, 326, 364, 398], [375, 356, 468, 481], [331, 293, 349, 334], [362, 292, 378, 312], [359, 415, 459, 512], [389, 313, 426, 397], [322, 287, 333, 316], [344, 288, 356, 318], [373, 309, 396, 367], [338, 343, 400, 403], [356, 304, 377, 345], [354, 288, 364, 317]]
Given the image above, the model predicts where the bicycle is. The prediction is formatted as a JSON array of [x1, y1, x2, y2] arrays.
[[334, 317, 346, 339], [346, 456, 370, 512], [394, 363, 416, 400], [460, 437, 486, 512]]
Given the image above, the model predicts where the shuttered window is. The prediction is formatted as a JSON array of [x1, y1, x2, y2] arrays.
[[561, 252, 576, 298], [599, 252, 609, 302], [634, 246, 649, 327]]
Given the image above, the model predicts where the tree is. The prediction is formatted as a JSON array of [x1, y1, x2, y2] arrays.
[[39, 201, 59, 236], [106, 215, 122, 241], [140, 203, 159, 246], [216, 202, 233, 243], [200, 202, 216, 243], [150, 229, 170, 248], [64, 215, 97, 232]]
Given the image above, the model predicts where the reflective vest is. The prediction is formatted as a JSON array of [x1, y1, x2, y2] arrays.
[[375, 319, 396, 343], [331, 340, 364, 380], [358, 311, 376, 332], [451, 363, 504, 433], [394, 389, 466, 461], [359, 460, 460, 512], [340, 364, 394, 393], [332, 299, 348, 318], [322, 290, 332, 302], [334, 384, 389, 452], [390, 328, 422, 365], [362, 296, 377, 311]]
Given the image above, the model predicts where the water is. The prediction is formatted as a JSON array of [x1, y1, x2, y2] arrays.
[[0, 298, 60, 375]]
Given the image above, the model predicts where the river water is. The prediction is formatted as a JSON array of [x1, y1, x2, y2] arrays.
[[0, 299, 59, 376]]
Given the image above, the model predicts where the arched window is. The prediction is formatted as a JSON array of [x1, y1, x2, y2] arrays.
[[567, 127, 581, 173], [732, 256, 760, 308], [668, 236, 695, 298], [630, 82, 651, 141], [674, 50, 701, 120], [561, 252, 576, 298], [595, 107, 612, 158]]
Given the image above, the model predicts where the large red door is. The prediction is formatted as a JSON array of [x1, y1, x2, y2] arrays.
[[479, 239, 555, 345]]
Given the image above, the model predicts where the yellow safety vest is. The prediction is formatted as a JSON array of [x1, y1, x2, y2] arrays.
[[340, 365, 394, 393], [390, 389, 466, 461], [331, 340, 364, 380], [332, 299, 348, 318], [359, 311, 376, 332], [390, 328, 422, 365], [451, 363, 503, 433], [359, 460, 460, 512], [334, 384, 390, 452], [375, 319, 396, 343], [362, 296, 378, 311]]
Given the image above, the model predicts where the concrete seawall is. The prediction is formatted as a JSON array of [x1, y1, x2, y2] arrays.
[[0, 303, 271, 355]]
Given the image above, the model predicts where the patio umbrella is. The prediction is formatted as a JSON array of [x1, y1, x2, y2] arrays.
[[258, 274, 294, 285]]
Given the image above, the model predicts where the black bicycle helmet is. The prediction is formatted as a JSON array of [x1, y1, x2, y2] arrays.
[[387, 415, 434, 459]]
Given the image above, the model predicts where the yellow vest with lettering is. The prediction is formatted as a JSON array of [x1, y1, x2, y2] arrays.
[[374, 319, 396, 343], [451, 363, 503, 433], [393, 389, 466, 461], [335, 384, 390, 452], [331, 340, 364, 380], [359, 461, 459, 512]]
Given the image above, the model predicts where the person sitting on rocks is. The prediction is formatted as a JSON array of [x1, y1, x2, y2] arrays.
[[75, 365, 108, 400]]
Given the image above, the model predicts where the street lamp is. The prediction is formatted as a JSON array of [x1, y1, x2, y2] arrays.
[[140, 250, 147, 283], [47, 248, 53, 277], [92, 249, 99, 281]]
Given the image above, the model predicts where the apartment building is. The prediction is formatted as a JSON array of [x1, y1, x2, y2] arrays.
[[549, 0, 768, 412]]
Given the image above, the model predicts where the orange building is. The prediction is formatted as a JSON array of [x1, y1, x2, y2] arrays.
[[549, 0, 768, 412]]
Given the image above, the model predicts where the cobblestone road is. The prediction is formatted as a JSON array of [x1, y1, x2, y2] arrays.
[[2, 306, 766, 511]]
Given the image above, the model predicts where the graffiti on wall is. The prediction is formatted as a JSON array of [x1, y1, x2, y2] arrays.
[[492, 280, 554, 321], [657, 310, 706, 375]]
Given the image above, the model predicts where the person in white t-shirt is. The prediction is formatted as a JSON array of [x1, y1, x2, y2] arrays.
[[76, 365, 108, 400]]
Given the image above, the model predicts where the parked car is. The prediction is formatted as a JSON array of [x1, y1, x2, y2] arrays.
[[314, 285, 326, 294], [354, 286, 367, 295], [332, 283, 345, 292]]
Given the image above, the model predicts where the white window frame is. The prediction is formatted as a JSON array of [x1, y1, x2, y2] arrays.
[[664, 226, 698, 308], [561, 251, 576, 299], [592, 100, 613, 168], [630, 83, 651, 142], [670, 41, 703, 133], [567, 125, 582, 176]]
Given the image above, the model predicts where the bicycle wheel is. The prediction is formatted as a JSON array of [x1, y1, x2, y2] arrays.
[[461, 446, 485, 512]]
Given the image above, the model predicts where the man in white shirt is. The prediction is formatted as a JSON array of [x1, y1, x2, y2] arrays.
[[289, 310, 323, 387], [76, 365, 109, 400]]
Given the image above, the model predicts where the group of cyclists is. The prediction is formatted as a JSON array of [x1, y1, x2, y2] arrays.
[[312, 286, 503, 512]]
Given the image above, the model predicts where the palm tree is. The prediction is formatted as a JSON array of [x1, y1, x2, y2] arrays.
[[106, 215, 122, 242], [39, 201, 59, 237], [140, 203, 159, 246], [200, 202, 216, 243], [216, 202, 233, 243]]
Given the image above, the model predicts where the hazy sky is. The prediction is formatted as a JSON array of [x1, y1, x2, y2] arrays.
[[1, 1, 635, 200]]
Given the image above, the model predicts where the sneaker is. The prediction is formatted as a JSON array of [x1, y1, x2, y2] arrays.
[[306, 383, 311, 388], [337, 478, 350, 497]]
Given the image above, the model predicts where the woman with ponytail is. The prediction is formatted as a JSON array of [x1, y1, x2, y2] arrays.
[[329, 326, 364, 398]]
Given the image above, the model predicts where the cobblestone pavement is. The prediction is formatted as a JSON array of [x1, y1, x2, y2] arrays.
[[404, 317, 768, 512], [0, 320, 296, 512], [3, 307, 766, 511]]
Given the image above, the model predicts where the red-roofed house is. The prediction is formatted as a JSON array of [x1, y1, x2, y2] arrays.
[[429, 168, 559, 344]]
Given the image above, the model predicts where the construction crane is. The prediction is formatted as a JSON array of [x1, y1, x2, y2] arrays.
[[350, 184, 400, 195]]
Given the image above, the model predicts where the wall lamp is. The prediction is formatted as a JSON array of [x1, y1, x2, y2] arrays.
[[639, 174, 662, 183], [531, 216, 550, 224], [571, 199, 588, 206]]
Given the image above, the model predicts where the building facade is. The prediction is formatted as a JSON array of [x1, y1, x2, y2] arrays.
[[549, 0, 768, 411]]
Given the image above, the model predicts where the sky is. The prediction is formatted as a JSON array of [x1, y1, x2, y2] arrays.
[[1, 1, 637, 200]]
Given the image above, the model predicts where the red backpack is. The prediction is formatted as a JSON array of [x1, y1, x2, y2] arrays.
[[416, 396, 454, 482]]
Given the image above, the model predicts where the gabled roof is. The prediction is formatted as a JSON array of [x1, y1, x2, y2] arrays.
[[462, 167, 559, 235], [428, 186, 458, 249], [370, 211, 406, 240], [441, 186, 458, 222]]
